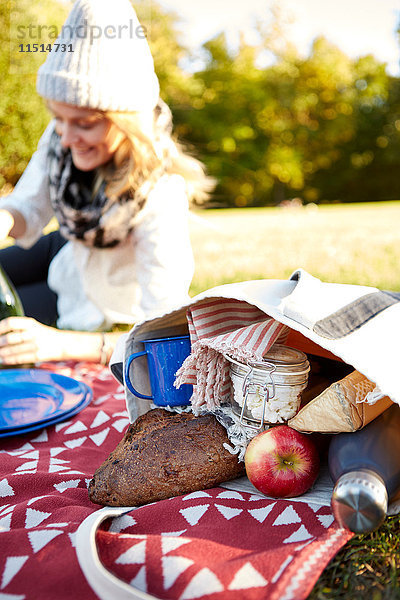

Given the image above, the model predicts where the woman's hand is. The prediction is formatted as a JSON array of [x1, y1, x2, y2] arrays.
[[0, 209, 27, 240], [0, 210, 16, 241], [0, 317, 121, 365], [0, 317, 66, 365]]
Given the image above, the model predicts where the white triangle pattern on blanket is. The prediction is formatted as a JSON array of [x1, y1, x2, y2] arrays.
[[25, 509, 51, 529], [161, 536, 191, 555], [1, 555, 29, 590], [0, 479, 14, 498], [248, 503, 276, 523], [15, 461, 37, 473], [214, 504, 243, 520], [283, 524, 314, 544], [216, 490, 244, 501], [116, 540, 146, 565], [89, 428, 110, 446], [179, 568, 224, 600], [26, 495, 48, 506], [182, 491, 212, 501], [162, 556, 194, 590], [50, 447, 67, 457], [64, 421, 87, 435], [0, 514, 12, 533], [0, 505, 13, 516], [28, 529, 63, 553], [15, 451, 38, 460], [64, 437, 87, 449], [130, 566, 147, 592], [273, 505, 301, 526], [317, 514, 335, 528], [112, 418, 130, 432], [90, 410, 110, 428], [228, 562, 268, 590], [53, 479, 81, 493], [109, 514, 137, 533], [179, 504, 210, 526]]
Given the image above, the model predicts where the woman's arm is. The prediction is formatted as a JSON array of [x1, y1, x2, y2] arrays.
[[0, 208, 27, 240], [0, 317, 121, 365]]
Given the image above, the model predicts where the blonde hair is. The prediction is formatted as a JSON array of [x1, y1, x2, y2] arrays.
[[101, 108, 214, 205]]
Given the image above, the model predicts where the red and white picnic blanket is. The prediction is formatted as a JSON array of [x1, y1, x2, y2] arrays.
[[0, 360, 353, 600], [79, 489, 353, 600], [175, 299, 288, 410]]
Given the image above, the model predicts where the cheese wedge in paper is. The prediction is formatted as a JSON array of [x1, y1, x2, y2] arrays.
[[288, 370, 393, 433]]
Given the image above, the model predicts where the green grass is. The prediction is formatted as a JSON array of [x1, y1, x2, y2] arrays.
[[190, 201, 400, 598], [189, 201, 400, 296], [309, 513, 400, 599]]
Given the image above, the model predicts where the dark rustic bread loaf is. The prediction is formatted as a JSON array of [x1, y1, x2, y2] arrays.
[[88, 408, 245, 506]]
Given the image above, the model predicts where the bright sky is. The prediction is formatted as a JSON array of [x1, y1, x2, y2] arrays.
[[157, 0, 400, 75]]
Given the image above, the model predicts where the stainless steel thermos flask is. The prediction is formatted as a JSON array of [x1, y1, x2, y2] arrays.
[[328, 403, 400, 533]]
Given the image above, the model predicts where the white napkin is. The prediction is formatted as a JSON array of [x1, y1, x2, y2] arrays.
[[175, 298, 288, 411]]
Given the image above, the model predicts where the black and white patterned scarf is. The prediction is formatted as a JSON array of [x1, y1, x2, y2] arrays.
[[47, 100, 173, 248]]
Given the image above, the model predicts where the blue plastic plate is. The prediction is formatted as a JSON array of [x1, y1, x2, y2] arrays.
[[0, 393, 92, 439], [0, 369, 92, 436]]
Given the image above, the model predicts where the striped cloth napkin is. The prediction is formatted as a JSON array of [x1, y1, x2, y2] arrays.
[[175, 298, 289, 411]]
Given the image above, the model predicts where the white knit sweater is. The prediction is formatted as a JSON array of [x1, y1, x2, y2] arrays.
[[0, 121, 195, 331]]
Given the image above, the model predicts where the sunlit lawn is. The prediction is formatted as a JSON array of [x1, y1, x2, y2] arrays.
[[189, 200, 400, 296], [191, 200, 400, 599]]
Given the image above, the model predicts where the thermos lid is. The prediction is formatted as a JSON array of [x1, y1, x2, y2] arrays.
[[331, 470, 388, 534]]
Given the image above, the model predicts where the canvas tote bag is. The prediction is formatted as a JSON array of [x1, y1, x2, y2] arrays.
[[110, 268, 400, 423]]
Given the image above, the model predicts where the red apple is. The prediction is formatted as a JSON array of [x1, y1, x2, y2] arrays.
[[245, 426, 320, 498]]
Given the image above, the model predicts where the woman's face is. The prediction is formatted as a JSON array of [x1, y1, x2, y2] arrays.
[[47, 100, 125, 171]]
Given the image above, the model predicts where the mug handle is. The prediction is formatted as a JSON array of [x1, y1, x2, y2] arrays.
[[124, 351, 153, 400]]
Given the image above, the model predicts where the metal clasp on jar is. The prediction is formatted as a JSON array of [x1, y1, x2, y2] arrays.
[[241, 360, 276, 430]]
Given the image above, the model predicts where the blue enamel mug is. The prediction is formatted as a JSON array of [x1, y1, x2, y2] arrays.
[[124, 335, 192, 407]]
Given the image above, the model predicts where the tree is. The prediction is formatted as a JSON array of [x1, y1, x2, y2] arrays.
[[0, 0, 69, 193], [178, 26, 399, 206]]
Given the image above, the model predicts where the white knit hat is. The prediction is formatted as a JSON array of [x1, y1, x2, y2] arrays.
[[36, 0, 159, 112]]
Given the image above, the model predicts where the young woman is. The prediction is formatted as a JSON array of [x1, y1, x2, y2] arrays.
[[0, 0, 211, 366]]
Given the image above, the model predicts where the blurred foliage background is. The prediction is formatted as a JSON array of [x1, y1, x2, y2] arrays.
[[1, 0, 400, 207]]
